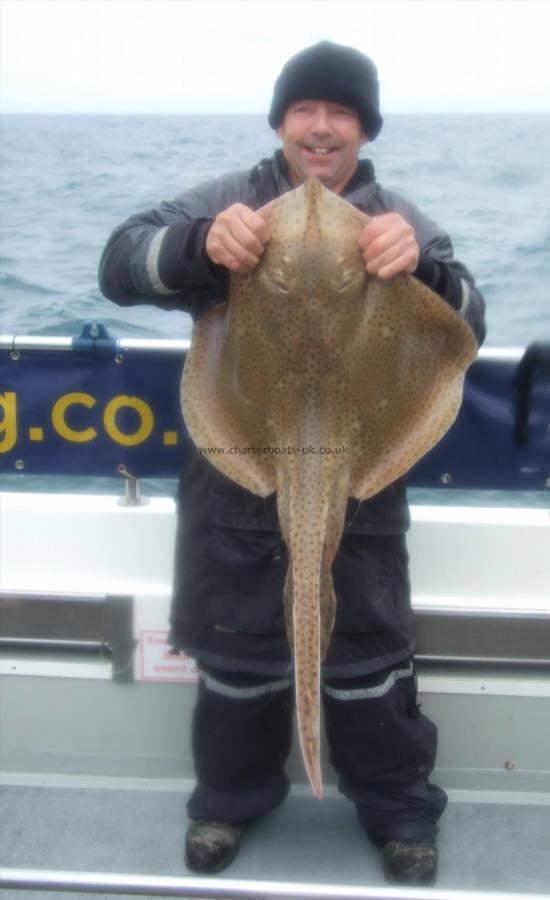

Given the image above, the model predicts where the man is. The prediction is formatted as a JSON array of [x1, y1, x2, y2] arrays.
[[99, 41, 485, 886]]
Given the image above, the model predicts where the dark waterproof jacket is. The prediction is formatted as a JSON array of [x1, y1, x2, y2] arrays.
[[99, 151, 486, 677]]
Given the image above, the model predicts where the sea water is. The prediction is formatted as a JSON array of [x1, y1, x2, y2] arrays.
[[1, 113, 549, 345]]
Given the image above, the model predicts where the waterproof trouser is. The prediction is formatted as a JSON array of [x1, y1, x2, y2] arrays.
[[186, 660, 447, 843]]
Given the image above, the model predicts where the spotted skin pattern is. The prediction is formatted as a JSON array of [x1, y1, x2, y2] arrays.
[[181, 179, 478, 798]]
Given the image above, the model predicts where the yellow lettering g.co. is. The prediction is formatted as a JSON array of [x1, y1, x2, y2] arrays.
[[51, 393, 98, 442], [51, 393, 155, 446], [103, 396, 154, 446], [2, 391, 157, 450], [0, 391, 17, 453]]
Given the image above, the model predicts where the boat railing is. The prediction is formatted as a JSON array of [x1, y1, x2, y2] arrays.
[[2, 866, 550, 899]]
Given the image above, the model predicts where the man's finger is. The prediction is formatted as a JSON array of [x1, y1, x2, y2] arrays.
[[206, 203, 269, 270], [377, 255, 416, 280], [235, 205, 270, 246], [365, 243, 419, 279], [361, 223, 413, 257], [216, 228, 261, 271], [357, 220, 384, 250], [364, 242, 405, 275], [226, 212, 267, 259]]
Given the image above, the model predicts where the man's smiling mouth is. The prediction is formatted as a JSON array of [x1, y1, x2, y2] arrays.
[[302, 145, 338, 155]]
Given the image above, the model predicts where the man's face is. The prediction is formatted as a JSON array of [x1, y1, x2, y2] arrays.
[[277, 100, 367, 195]]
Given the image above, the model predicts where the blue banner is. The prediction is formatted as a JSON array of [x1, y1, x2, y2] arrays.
[[0, 347, 186, 477], [1, 341, 549, 490]]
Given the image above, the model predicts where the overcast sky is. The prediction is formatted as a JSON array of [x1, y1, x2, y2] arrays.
[[1, 0, 549, 115]]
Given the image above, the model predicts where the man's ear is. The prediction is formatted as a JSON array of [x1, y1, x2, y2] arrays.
[[361, 132, 369, 148]]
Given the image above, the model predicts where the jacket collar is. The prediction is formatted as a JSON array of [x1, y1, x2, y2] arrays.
[[250, 151, 377, 208], [272, 149, 377, 207]]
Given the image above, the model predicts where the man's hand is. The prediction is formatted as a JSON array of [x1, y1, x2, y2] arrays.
[[206, 204, 269, 274], [358, 213, 420, 280]]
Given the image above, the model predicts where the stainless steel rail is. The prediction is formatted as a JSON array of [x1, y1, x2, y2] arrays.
[[0, 637, 107, 651], [0, 335, 191, 353], [416, 654, 550, 668], [0, 335, 521, 361], [1, 868, 548, 900]]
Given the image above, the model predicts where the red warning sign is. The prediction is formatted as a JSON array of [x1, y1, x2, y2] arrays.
[[140, 631, 198, 682]]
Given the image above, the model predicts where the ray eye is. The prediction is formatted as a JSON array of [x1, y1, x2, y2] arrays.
[[272, 275, 290, 294], [337, 273, 356, 292]]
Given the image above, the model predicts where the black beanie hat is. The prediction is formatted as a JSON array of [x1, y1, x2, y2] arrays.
[[268, 41, 383, 140]]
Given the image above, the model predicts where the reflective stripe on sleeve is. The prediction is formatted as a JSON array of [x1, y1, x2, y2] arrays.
[[458, 278, 471, 318], [146, 226, 180, 296]]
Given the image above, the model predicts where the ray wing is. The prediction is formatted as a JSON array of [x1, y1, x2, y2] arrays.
[[181, 300, 277, 497], [347, 274, 477, 501]]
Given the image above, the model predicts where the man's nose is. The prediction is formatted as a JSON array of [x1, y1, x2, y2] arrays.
[[310, 106, 332, 133]]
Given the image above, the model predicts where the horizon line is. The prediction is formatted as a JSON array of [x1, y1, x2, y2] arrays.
[[2, 108, 549, 116]]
